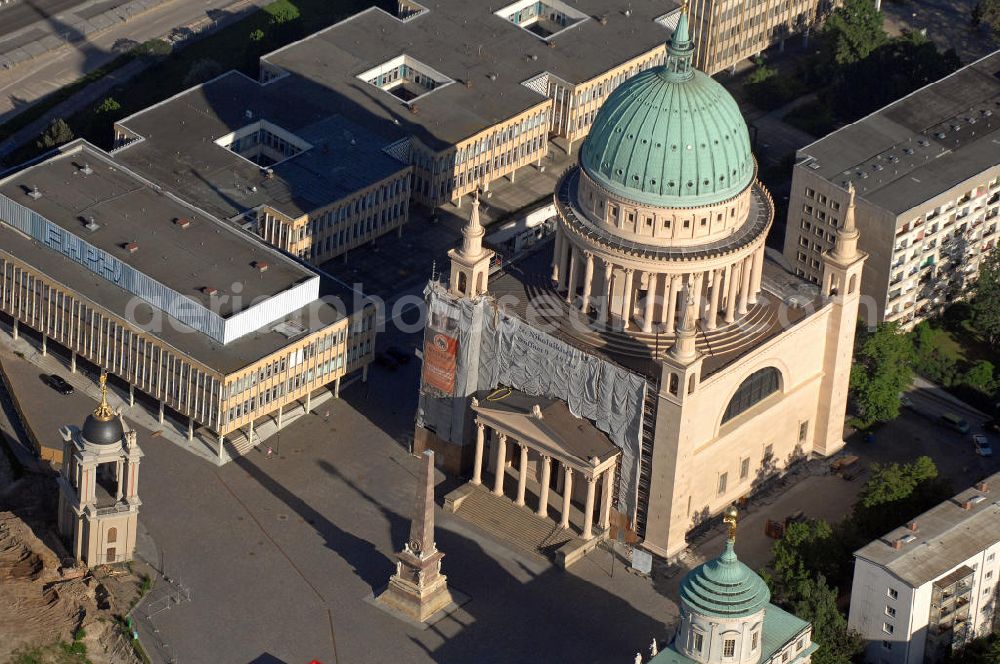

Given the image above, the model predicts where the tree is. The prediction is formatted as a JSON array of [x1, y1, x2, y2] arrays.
[[766, 522, 864, 664], [852, 456, 952, 538], [264, 0, 300, 25], [972, 250, 1000, 347], [849, 321, 914, 424], [183, 59, 223, 87], [819, 0, 888, 66], [964, 359, 996, 393], [250, 28, 265, 42], [36, 118, 74, 149], [94, 97, 121, 114], [787, 576, 865, 664], [978, 0, 1000, 40], [947, 633, 1000, 664]]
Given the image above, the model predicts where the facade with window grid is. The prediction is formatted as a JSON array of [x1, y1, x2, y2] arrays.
[[782, 52, 1000, 328], [849, 472, 1000, 664]]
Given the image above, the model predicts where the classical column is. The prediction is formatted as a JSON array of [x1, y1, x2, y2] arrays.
[[248, 418, 255, 445], [128, 384, 134, 407], [276, 405, 284, 430], [471, 422, 485, 485], [599, 466, 616, 529], [738, 255, 753, 315], [749, 246, 764, 303], [664, 275, 680, 326], [600, 260, 613, 325], [41, 334, 47, 356], [492, 433, 508, 496], [551, 230, 563, 283], [537, 455, 552, 517], [621, 268, 635, 330], [565, 246, 579, 305], [642, 272, 657, 333], [70, 352, 76, 373], [707, 268, 722, 330], [580, 251, 595, 313], [582, 474, 597, 540], [187, 417, 194, 442], [305, 390, 312, 413], [692, 272, 705, 325], [557, 233, 570, 291], [115, 459, 123, 501], [515, 443, 529, 506], [560, 466, 574, 529], [11, 320, 17, 340], [334, 377, 341, 399], [218, 434, 225, 460], [158, 401, 165, 425], [725, 261, 741, 324]]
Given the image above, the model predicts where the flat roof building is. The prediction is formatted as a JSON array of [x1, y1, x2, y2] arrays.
[[848, 473, 1000, 663], [782, 51, 1000, 326], [0, 142, 376, 462]]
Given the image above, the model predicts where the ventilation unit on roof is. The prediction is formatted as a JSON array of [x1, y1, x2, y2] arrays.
[[174, 217, 192, 229], [84, 216, 100, 232], [81, 162, 93, 175], [253, 261, 269, 272], [27, 185, 41, 199], [123, 242, 139, 254], [808, 162, 821, 170]]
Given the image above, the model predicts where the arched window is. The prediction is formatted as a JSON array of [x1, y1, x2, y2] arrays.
[[107, 527, 117, 544], [848, 274, 857, 294], [722, 367, 781, 424]]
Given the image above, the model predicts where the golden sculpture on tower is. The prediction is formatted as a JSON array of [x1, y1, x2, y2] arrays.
[[723, 505, 739, 541], [92, 371, 115, 421]]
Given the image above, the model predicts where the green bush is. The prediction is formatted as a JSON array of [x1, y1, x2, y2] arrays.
[[94, 97, 121, 114], [264, 0, 301, 24]]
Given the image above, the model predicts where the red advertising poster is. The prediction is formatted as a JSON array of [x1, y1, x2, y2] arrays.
[[422, 331, 458, 395]]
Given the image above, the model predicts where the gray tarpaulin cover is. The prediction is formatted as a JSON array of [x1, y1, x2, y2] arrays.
[[417, 283, 646, 516]]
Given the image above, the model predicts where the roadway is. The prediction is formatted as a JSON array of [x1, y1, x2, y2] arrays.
[[0, 0, 270, 122], [0, 0, 92, 39]]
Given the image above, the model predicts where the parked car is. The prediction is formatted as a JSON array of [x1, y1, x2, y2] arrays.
[[43, 374, 74, 395], [374, 353, 398, 370], [899, 393, 914, 409], [939, 412, 970, 434], [386, 346, 412, 364], [972, 434, 993, 457], [984, 419, 1000, 434]]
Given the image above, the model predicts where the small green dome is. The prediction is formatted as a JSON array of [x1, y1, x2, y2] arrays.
[[579, 13, 754, 208], [679, 541, 771, 618]]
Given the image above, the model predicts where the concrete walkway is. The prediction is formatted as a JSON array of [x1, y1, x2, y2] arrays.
[[0, 319, 352, 467]]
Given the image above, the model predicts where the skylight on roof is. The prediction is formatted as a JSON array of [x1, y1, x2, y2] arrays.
[[496, 0, 589, 41], [357, 55, 454, 104], [214, 120, 312, 168]]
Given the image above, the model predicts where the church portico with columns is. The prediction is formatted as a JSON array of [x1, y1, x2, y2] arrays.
[[450, 389, 620, 548]]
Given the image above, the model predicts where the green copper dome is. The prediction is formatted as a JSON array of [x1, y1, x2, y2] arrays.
[[679, 540, 771, 618], [579, 11, 754, 208]]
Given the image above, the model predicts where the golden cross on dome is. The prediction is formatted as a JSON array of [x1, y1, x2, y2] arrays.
[[92, 371, 115, 422]]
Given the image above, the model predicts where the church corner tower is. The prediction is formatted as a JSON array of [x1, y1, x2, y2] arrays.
[[57, 372, 143, 567], [815, 183, 867, 456], [448, 190, 494, 299]]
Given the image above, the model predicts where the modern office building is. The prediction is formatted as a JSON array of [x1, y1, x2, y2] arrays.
[[419, 11, 866, 559], [687, 0, 836, 74], [848, 472, 1000, 664], [110, 0, 683, 266], [0, 141, 376, 461], [782, 51, 1000, 327]]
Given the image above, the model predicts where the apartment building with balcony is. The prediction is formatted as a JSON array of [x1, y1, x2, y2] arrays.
[[848, 473, 1000, 664], [782, 51, 1000, 327]]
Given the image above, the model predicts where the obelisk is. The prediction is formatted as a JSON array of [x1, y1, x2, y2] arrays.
[[377, 450, 453, 622]]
